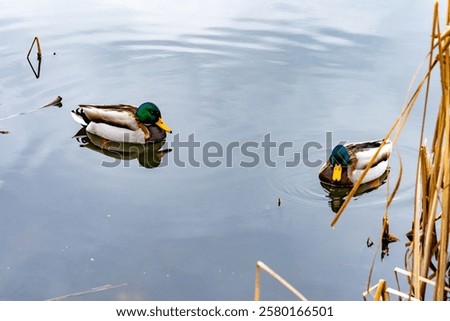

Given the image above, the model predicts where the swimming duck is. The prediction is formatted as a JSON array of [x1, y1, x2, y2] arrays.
[[319, 139, 392, 187], [71, 102, 172, 144]]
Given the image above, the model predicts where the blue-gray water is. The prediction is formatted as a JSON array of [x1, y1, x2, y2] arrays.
[[0, 0, 437, 300]]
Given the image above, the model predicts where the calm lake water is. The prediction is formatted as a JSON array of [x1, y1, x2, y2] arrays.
[[0, 0, 438, 300]]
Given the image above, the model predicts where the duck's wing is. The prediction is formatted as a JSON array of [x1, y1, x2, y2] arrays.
[[347, 139, 392, 170], [77, 104, 140, 130]]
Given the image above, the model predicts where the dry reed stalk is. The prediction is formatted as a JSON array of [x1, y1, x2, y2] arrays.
[[254, 261, 307, 301], [438, 5, 450, 301], [339, 0, 450, 300], [373, 279, 389, 301], [363, 275, 422, 301], [407, 0, 450, 300]]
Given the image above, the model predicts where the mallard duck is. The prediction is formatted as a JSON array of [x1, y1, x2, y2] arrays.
[[319, 139, 392, 187], [71, 102, 172, 144]]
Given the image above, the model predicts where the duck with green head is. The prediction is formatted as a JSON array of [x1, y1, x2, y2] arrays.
[[71, 102, 172, 144], [319, 139, 392, 187]]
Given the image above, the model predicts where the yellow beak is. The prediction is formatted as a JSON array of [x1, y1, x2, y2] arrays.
[[332, 164, 342, 182], [156, 117, 172, 133]]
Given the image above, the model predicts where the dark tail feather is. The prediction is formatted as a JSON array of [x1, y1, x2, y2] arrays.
[[71, 108, 90, 126]]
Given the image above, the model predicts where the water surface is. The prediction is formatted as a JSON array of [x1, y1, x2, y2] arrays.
[[0, 0, 436, 300]]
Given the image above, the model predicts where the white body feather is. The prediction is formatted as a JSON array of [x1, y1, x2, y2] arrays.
[[350, 160, 389, 184], [86, 122, 146, 144], [348, 140, 392, 184]]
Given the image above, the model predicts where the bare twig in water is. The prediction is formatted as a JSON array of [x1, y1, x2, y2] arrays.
[[27, 36, 42, 60]]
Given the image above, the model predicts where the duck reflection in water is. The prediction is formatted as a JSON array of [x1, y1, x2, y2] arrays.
[[321, 169, 390, 213], [71, 102, 172, 169], [73, 128, 172, 169]]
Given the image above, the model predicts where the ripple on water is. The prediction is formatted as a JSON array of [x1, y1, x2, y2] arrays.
[[268, 143, 418, 212]]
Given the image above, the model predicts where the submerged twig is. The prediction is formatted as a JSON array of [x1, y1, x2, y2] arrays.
[[48, 283, 128, 301]]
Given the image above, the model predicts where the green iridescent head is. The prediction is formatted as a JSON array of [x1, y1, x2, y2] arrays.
[[330, 144, 350, 167], [136, 102, 172, 133]]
